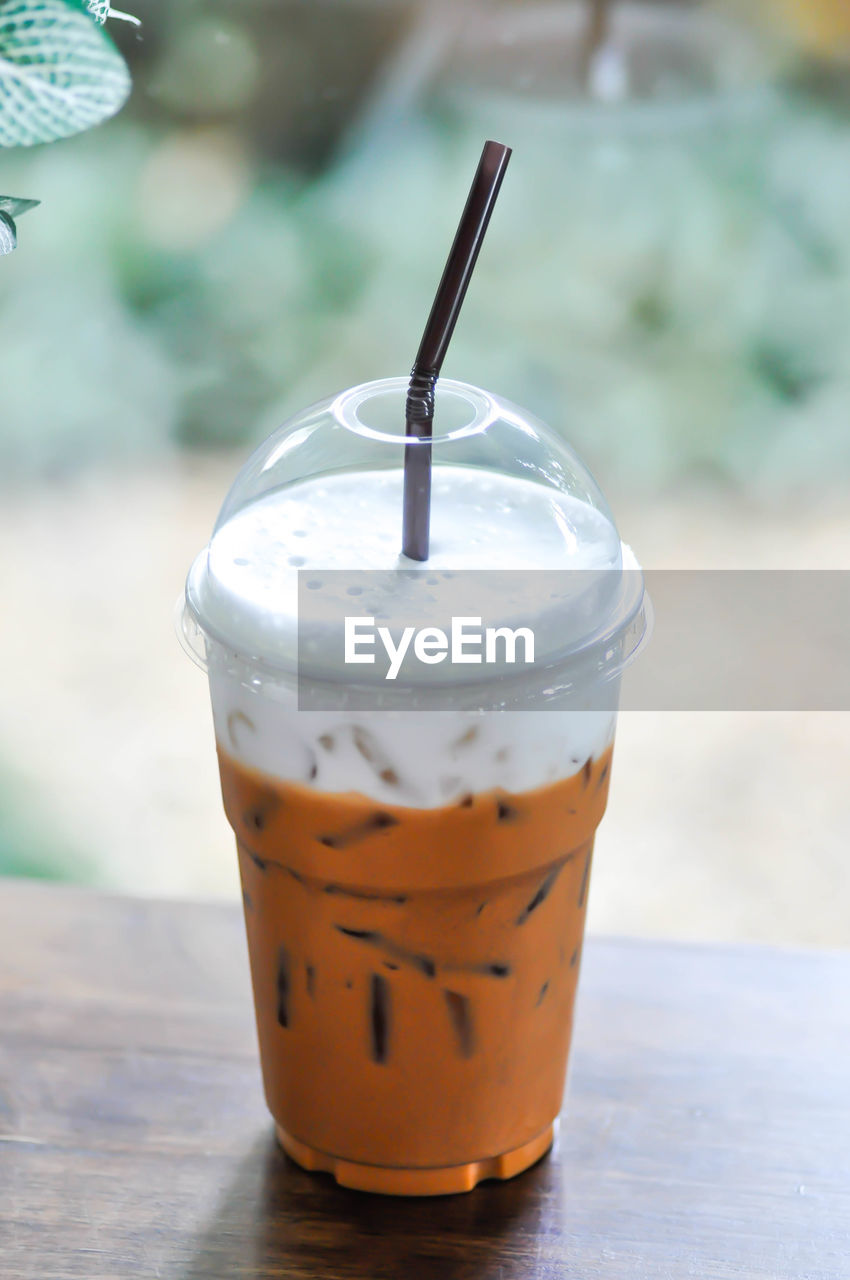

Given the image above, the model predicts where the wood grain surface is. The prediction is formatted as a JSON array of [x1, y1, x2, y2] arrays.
[[0, 879, 848, 1279]]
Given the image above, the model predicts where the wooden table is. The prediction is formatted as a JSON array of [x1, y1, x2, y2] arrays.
[[1, 881, 848, 1279]]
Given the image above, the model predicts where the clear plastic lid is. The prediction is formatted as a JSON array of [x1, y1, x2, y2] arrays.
[[180, 377, 648, 693]]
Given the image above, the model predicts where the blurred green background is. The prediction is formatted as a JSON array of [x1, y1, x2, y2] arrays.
[[1, 0, 848, 944], [3, 0, 850, 486]]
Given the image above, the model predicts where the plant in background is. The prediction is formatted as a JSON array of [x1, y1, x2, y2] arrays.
[[0, 0, 132, 254], [0, 192, 39, 250]]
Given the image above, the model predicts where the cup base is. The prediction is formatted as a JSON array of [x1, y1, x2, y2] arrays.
[[275, 1123, 555, 1197]]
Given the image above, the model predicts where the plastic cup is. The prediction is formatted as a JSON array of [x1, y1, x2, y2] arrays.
[[179, 378, 648, 1195]]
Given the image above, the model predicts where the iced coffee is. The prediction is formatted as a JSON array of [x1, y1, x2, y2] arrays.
[[180, 378, 647, 1195]]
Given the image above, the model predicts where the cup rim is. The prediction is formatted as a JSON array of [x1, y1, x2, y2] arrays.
[[178, 556, 651, 703]]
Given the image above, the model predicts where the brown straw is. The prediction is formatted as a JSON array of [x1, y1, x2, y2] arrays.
[[402, 139, 512, 561]]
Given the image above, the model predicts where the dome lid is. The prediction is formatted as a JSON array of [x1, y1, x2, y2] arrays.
[[180, 377, 648, 698]]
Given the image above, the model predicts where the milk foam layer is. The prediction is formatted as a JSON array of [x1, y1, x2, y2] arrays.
[[195, 466, 627, 805], [211, 674, 617, 806], [199, 466, 622, 667]]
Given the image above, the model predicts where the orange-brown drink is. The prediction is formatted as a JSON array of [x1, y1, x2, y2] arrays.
[[179, 379, 648, 1195]]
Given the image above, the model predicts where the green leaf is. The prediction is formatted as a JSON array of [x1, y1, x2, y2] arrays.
[[0, 194, 39, 255], [0, 194, 40, 217], [0, 0, 131, 148], [0, 210, 16, 253]]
